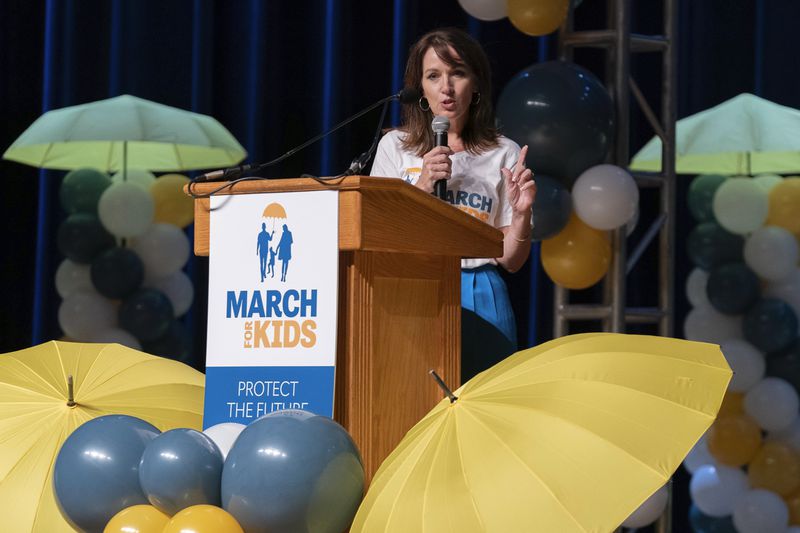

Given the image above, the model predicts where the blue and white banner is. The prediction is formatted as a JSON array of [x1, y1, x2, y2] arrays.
[[204, 191, 338, 427]]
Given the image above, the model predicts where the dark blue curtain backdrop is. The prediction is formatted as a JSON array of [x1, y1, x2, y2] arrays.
[[1, 0, 799, 528]]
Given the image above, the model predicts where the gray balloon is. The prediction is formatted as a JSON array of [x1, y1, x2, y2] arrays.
[[138, 428, 224, 516], [222, 410, 365, 533], [53, 415, 160, 533]]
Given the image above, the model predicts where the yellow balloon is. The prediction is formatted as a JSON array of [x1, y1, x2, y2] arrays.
[[150, 174, 194, 228], [748, 441, 800, 496], [508, 0, 570, 36], [541, 213, 610, 289], [163, 505, 244, 533], [785, 489, 800, 525], [706, 414, 761, 466], [767, 177, 800, 239], [717, 391, 744, 417], [103, 505, 169, 533]]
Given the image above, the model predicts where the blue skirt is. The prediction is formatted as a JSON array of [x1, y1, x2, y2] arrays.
[[461, 265, 517, 381]]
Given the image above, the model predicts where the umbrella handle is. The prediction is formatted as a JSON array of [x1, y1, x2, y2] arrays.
[[67, 375, 76, 407], [429, 370, 458, 403]]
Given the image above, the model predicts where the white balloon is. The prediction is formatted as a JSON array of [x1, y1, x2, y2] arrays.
[[689, 464, 749, 517], [87, 327, 142, 350], [684, 433, 718, 474], [625, 205, 639, 237], [98, 182, 154, 238], [55, 259, 92, 298], [621, 484, 669, 528], [732, 489, 789, 533], [719, 339, 765, 393], [572, 164, 639, 230], [753, 173, 783, 192], [203, 422, 246, 459], [683, 305, 742, 344], [764, 268, 800, 320], [457, 0, 507, 20], [686, 268, 711, 308], [111, 168, 156, 190], [744, 226, 799, 281], [147, 270, 194, 317], [744, 377, 800, 432], [130, 223, 190, 280], [766, 416, 800, 453], [712, 177, 768, 235], [58, 290, 117, 340]]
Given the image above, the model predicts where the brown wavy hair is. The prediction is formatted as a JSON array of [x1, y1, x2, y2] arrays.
[[400, 27, 499, 157]]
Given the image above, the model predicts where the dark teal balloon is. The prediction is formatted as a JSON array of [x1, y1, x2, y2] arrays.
[[688, 504, 736, 533], [143, 320, 192, 363], [497, 61, 614, 183], [686, 222, 744, 271], [60, 167, 112, 214], [90, 246, 144, 299], [139, 428, 223, 516], [57, 213, 116, 264], [706, 263, 759, 315], [530, 174, 572, 241], [222, 410, 364, 533], [688, 174, 727, 222], [53, 415, 160, 533], [119, 288, 174, 342], [767, 339, 800, 393], [743, 298, 798, 353]]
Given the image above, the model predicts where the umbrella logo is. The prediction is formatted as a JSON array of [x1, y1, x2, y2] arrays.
[[258, 203, 293, 283]]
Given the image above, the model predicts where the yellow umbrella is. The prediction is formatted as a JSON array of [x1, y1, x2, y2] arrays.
[[0, 341, 205, 533], [352, 333, 731, 533], [262, 202, 287, 219]]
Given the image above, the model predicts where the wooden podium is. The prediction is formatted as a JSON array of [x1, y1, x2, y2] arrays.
[[190, 176, 502, 481]]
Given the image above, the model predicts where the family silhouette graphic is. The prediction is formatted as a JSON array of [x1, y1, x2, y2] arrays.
[[256, 223, 274, 282], [257, 222, 293, 282]]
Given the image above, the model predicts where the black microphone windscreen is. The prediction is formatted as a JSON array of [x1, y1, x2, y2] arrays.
[[398, 87, 422, 104]]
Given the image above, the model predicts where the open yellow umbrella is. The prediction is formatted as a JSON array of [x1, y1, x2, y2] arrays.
[[631, 93, 800, 175], [0, 341, 205, 532], [2, 94, 246, 172], [352, 333, 731, 533]]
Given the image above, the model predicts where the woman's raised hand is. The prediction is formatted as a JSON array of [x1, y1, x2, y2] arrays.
[[418, 146, 453, 193], [501, 145, 536, 214]]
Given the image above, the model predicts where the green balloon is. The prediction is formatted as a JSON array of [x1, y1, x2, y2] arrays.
[[688, 174, 727, 222], [60, 167, 112, 214]]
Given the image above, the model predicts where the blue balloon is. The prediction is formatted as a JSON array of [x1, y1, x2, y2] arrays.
[[90, 246, 144, 299], [688, 503, 737, 533], [686, 222, 744, 271], [53, 415, 160, 533], [222, 410, 364, 533], [143, 320, 193, 363], [57, 213, 116, 264], [743, 298, 798, 353], [119, 288, 174, 342], [530, 174, 572, 241], [60, 167, 112, 214], [497, 61, 614, 182], [767, 338, 800, 393], [139, 428, 224, 516], [706, 262, 759, 315]]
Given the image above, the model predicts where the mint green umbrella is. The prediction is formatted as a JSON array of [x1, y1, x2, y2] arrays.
[[631, 93, 800, 175], [2, 95, 246, 171]]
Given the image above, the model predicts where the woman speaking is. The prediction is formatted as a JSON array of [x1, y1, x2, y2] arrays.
[[371, 27, 536, 379]]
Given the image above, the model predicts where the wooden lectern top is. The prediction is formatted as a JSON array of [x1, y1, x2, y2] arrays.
[[189, 175, 503, 259]]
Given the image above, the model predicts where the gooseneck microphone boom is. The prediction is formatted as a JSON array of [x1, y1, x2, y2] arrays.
[[431, 115, 450, 201], [195, 87, 422, 183]]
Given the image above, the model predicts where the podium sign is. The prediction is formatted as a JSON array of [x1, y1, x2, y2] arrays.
[[203, 191, 339, 427]]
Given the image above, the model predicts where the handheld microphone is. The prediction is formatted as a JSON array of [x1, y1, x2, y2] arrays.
[[431, 115, 450, 200], [195, 87, 422, 182]]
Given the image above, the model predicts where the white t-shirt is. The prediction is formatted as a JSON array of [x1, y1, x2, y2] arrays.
[[370, 129, 520, 268]]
